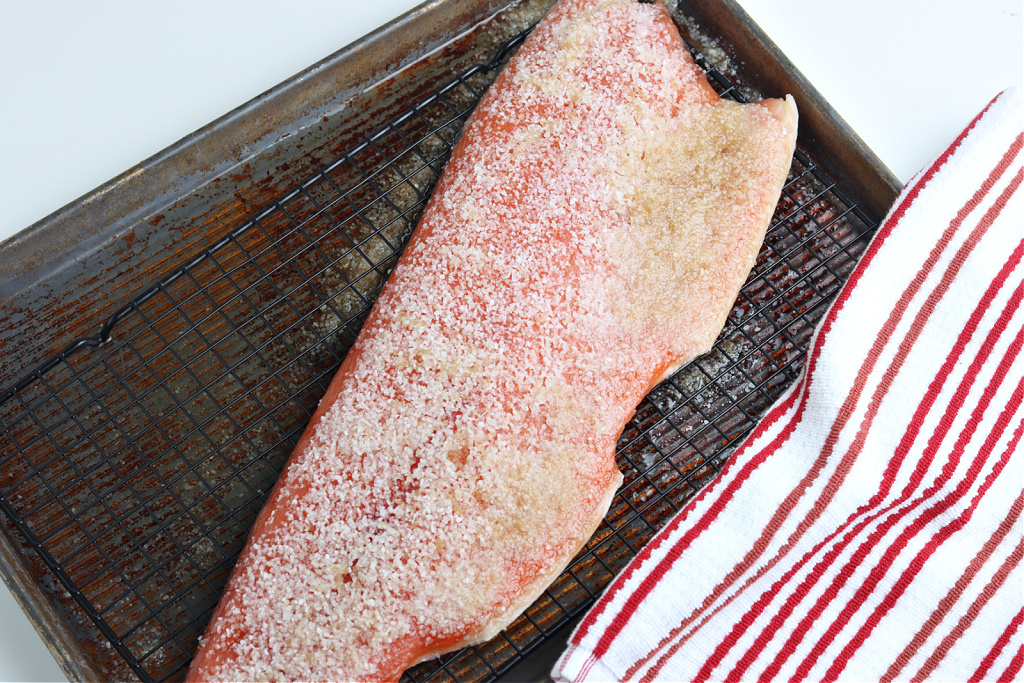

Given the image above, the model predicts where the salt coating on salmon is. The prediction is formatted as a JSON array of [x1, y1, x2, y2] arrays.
[[185, 0, 798, 681]]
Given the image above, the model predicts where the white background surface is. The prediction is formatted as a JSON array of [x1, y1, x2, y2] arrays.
[[0, 1, 1020, 680]]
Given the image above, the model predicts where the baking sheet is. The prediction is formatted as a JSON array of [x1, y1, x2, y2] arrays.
[[0, 2, 899, 680]]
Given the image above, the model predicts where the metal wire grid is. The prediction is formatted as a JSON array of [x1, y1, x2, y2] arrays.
[[0, 26, 876, 683]]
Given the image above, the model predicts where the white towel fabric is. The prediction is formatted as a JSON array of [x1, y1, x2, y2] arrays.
[[553, 86, 1023, 683]]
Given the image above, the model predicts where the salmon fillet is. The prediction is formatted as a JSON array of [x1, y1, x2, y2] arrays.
[[186, 0, 797, 680]]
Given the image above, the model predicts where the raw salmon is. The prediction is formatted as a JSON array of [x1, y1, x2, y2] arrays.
[[186, 0, 797, 680]]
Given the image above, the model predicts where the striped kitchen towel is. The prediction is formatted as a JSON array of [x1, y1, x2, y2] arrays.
[[553, 86, 1023, 683]]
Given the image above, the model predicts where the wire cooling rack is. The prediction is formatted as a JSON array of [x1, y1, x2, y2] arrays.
[[0, 24, 876, 683]]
